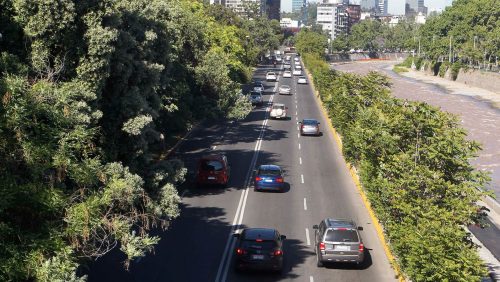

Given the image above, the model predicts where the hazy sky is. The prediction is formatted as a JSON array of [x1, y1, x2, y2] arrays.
[[282, 0, 454, 14]]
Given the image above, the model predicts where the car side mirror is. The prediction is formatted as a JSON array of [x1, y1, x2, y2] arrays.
[[281, 235, 286, 240], [357, 226, 363, 231], [233, 233, 240, 238], [313, 225, 319, 229], [318, 122, 321, 124], [297, 121, 302, 124]]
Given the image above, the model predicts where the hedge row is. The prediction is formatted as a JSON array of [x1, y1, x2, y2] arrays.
[[303, 53, 489, 281]]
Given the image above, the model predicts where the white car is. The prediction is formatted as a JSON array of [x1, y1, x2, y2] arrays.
[[294, 61, 301, 65], [294, 57, 300, 62], [266, 72, 277, 81], [270, 103, 287, 119], [295, 65, 302, 70], [276, 55, 282, 62], [283, 64, 291, 70], [293, 69, 302, 76], [283, 70, 292, 78], [278, 85, 291, 95], [285, 55, 291, 61], [297, 76, 307, 84]]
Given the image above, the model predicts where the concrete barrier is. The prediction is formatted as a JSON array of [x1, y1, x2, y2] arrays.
[[456, 69, 500, 93]]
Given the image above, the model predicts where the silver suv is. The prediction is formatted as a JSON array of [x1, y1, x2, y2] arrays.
[[313, 218, 364, 267]]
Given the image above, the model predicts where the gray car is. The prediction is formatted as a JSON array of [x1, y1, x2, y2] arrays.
[[249, 91, 263, 106], [298, 119, 320, 136], [313, 218, 364, 267]]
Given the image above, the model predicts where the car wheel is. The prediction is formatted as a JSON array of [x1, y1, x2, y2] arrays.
[[316, 253, 324, 267]]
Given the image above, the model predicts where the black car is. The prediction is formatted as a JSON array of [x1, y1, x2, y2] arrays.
[[233, 228, 286, 273]]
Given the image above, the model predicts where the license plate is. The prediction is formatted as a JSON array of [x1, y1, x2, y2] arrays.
[[264, 179, 273, 183], [335, 245, 351, 251], [207, 176, 215, 180], [252, 255, 264, 260]]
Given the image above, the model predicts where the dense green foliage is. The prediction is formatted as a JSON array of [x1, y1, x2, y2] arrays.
[[0, 0, 281, 280], [298, 32, 490, 281], [331, 19, 419, 52], [295, 29, 328, 57], [419, 0, 499, 65]]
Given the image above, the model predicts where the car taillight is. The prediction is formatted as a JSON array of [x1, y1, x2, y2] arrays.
[[255, 176, 262, 181], [359, 243, 364, 253], [273, 250, 283, 256], [236, 248, 246, 255], [276, 177, 284, 183], [319, 242, 325, 251]]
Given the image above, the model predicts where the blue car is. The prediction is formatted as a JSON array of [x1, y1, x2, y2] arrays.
[[254, 165, 285, 192]]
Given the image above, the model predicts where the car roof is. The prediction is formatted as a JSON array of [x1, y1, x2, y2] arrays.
[[280, 85, 290, 88], [200, 154, 225, 161], [257, 164, 281, 171], [242, 228, 277, 240], [325, 218, 357, 229]]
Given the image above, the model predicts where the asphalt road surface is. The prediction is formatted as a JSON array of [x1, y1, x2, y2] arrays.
[[88, 56, 398, 282]]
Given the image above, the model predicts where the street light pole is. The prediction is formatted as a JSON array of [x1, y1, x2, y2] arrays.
[[449, 35, 453, 63]]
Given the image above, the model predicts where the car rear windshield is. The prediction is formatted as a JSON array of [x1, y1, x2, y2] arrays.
[[325, 229, 359, 242], [200, 160, 224, 171], [303, 120, 318, 125], [258, 168, 281, 175], [272, 105, 285, 110], [241, 240, 277, 250]]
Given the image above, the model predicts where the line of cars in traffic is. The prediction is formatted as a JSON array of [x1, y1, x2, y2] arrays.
[[194, 53, 365, 274]]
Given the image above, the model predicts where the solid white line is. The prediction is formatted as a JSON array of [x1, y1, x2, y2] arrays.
[[310, 275, 314, 282], [301, 174, 304, 184], [216, 99, 269, 282], [305, 228, 311, 245], [304, 198, 307, 210], [299, 157, 302, 164]]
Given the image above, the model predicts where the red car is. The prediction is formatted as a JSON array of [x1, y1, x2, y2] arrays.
[[196, 154, 230, 187]]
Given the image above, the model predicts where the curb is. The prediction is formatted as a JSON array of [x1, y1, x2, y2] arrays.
[[304, 64, 405, 282]]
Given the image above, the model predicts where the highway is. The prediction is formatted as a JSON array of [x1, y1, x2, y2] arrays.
[[88, 55, 398, 282]]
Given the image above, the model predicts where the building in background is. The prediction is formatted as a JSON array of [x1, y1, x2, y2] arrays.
[[292, 0, 306, 12], [346, 4, 361, 31], [377, 0, 388, 14], [316, 0, 350, 40], [360, 0, 376, 11], [264, 0, 280, 20], [406, 0, 427, 16], [222, 0, 264, 17]]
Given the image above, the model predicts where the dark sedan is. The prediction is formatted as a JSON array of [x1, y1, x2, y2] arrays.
[[233, 228, 286, 273]]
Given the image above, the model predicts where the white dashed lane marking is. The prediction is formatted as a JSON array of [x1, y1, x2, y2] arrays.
[[299, 157, 302, 164], [305, 228, 311, 245], [304, 198, 307, 210], [301, 174, 304, 184]]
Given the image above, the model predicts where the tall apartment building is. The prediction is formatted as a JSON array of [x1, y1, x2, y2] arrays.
[[292, 0, 306, 13], [346, 4, 361, 31], [317, 0, 349, 40], [265, 0, 280, 20], [377, 0, 388, 14]]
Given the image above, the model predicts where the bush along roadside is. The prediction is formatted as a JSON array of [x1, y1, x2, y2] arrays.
[[302, 53, 491, 281]]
